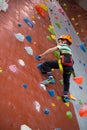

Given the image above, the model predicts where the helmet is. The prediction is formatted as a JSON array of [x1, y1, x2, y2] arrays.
[[58, 35, 72, 45]]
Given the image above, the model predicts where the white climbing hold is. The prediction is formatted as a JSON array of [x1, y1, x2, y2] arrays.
[[21, 124, 32, 130], [34, 101, 41, 112], [18, 59, 25, 66], [24, 47, 33, 55], [15, 33, 25, 42]]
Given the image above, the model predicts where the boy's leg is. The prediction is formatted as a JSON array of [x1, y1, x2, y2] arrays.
[[42, 60, 59, 72], [62, 71, 71, 102], [40, 60, 59, 84], [37, 63, 47, 74]]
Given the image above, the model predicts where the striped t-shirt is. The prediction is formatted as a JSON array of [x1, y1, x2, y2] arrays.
[[57, 44, 72, 55]]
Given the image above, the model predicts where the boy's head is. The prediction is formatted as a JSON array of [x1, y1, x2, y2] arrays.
[[58, 35, 72, 45]]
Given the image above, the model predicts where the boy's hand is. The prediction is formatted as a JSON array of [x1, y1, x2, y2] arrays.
[[35, 55, 41, 60]]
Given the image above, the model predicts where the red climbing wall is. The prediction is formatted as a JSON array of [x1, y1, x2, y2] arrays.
[[0, 0, 80, 130]]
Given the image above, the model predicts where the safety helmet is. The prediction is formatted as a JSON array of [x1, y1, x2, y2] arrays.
[[58, 35, 72, 45]]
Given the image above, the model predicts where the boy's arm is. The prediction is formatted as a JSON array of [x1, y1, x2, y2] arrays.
[[39, 46, 58, 58]]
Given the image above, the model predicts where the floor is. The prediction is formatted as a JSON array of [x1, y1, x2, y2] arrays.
[[0, 0, 87, 130]]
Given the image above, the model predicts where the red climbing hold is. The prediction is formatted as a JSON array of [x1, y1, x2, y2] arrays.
[[73, 76, 83, 85]]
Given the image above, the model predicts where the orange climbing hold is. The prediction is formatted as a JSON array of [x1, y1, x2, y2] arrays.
[[73, 76, 83, 85], [79, 103, 87, 117]]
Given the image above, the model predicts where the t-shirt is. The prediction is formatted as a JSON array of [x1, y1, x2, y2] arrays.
[[57, 44, 72, 55]]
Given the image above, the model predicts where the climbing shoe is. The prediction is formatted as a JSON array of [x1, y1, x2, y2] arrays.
[[41, 77, 55, 85], [62, 96, 70, 103]]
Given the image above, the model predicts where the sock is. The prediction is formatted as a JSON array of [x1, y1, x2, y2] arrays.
[[63, 91, 69, 97], [47, 72, 53, 78]]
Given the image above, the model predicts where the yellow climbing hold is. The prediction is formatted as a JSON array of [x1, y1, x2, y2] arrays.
[[40, 4, 48, 11], [51, 103, 56, 107], [81, 94, 85, 98], [51, 68, 54, 71], [32, 16, 35, 19], [70, 93, 77, 100], [51, 35, 55, 40], [64, 102, 69, 107], [0, 68, 3, 73], [49, 25, 54, 29]]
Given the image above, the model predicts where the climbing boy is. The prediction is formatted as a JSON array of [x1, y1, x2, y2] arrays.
[[36, 35, 74, 102]]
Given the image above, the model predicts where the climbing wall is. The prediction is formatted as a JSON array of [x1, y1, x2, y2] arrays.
[[0, 0, 87, 130], [45, 0, 87, 130]]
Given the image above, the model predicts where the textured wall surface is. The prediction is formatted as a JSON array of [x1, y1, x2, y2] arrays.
[[0, 0, 87, 130]]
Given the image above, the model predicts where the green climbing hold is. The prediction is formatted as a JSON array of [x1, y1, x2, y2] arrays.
[[59, 79, 63, 85], [57, 96, 61, 100], [47, 36, 52, 41], [55, 22, 61, 29], [66, 111, 72, 119]]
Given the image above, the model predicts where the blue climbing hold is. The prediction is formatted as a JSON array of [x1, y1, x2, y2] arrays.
[[26, 35, 32, 42], [24, 18, 33, 28], [23, 84, 28, 88], [18, 23, 22, 27], [44, 109, 50, 114], [80, 43, 86, 53], [48, 90, 55, 97]]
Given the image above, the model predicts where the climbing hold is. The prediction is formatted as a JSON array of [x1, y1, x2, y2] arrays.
[[22, 84, 28, 89], [44, 109, 50, 114], [79, 103, 87, 117], [51, 35, 56, 40], [54, 128, 61, 130], [54, 15, 58, 19], [0, 67, 3, 73], [79, 86, 83, 89], [48, 27, 55, 35], [78, 100, 83, 105], [24, 18, 33, 28], [81, 94, 85, 98], [48, 90, 55, 97], [25, 35, 32, 42], [64, 102, 69, 107], [73, 76, 83, 85], [15, 33, 25, 42], [35, 5, 46, 18], [55, 22, 61, 29], [80, 43, 86, 53], [21, 124, 32, 130], [71, 17, 75, 21], [59, 79, 63, 85], [70, 93, 77, 100], [18, 59, 25, 66], [18, 23, 22, 27], [46, 36, 52, 41], [24, 47, 33, 55], [34, 101, 41, 112], [58, 8, 65, 16], [40, 4, 48, 11], [57, 96, 61, 100], [66, 111, 72, 118], [9, 65, 18, 73], [51, 103, 56, 107]]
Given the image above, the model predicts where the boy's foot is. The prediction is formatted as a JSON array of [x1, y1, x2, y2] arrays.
[[62, 96, 70, 103], [37, 64, 47, 74], [41, 77, 55, 85]]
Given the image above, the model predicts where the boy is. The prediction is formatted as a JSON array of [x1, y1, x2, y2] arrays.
[[36, 35, 74, 102]]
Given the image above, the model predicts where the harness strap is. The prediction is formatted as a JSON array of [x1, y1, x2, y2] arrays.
[[58, 58, 63, 71]]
